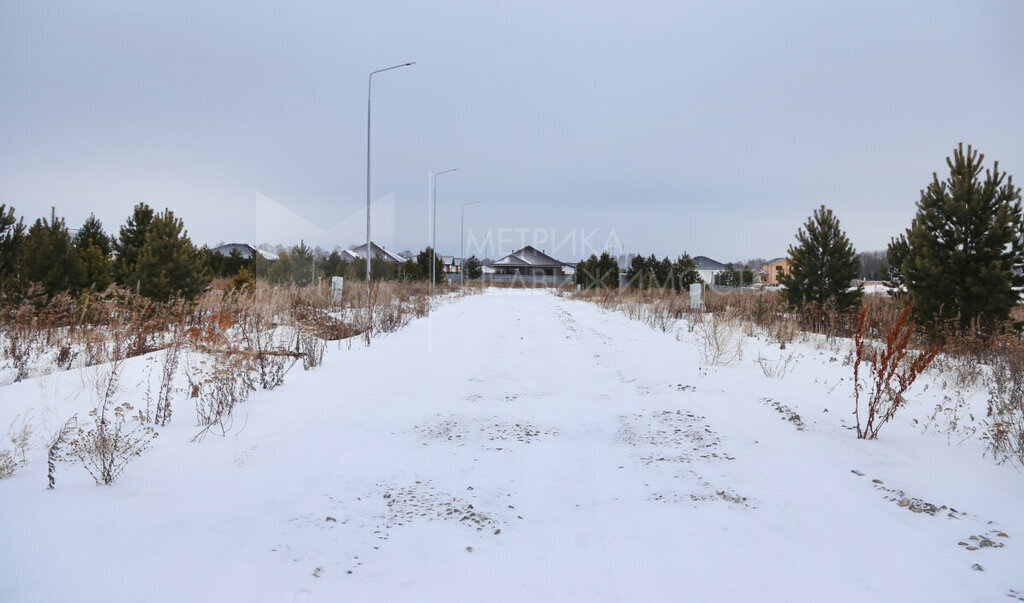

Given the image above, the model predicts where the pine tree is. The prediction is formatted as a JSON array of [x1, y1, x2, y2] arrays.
[[79, 243, 113, 292], [416, 247, 445, 284], [222, 248, 247, 278], [885, 234, 910, 298], [290, 241, 314, 286], [574, 252, 620, 289], [899, 144, 1023, 330], [72, 213, 113, 290], [717, 263, 740, 287], [22, 209, 88, 297], [625, 255, 647, 288], [268, 250, 293, 284], [130, 209, 211, 302], [317, 250, 346, 280], [463, 256, 483, 280], [780, 205, 861, 311], [73, 213, 112, 257], [0, 204, 25, 300], [671, 254, 700, 290], [250, 251, 271, 278], [113, 203, 154, 285], [199, 247, 223, 277]]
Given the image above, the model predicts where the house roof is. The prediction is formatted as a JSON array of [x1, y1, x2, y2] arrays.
[[211, 243, 278, 261], [764, 257, 787, 265], [493, 245, 567, 268], [345, 242, 407, 264], [693, 255, 726, 271]]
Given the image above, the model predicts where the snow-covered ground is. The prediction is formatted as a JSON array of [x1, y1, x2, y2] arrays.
[[1, 288, 1022, 602]]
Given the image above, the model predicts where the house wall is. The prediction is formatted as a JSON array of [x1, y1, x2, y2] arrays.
[[762, 259, 791, 285], [697, 269, 721, 285]]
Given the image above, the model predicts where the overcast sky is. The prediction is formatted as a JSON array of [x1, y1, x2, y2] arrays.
[[2, 0, 1022, 262]]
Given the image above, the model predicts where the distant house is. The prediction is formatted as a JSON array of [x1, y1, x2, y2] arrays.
[[761, 257, 790, 285], [340, 242, 407, 265], [693, 255, 726, 285], [442, 256, 461, 275], [211, 243, 278, 262], [492, 246, 569, 276]]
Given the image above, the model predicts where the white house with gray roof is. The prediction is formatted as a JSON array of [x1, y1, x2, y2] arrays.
[[693, 255, 726, 285]]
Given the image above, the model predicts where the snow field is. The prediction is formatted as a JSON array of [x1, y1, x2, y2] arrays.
[[1, 288, 1022, 602]]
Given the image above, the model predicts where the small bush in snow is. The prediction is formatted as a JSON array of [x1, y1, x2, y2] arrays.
[[984, 338, 1024, 465], [68, 402, 156, 485], [853, 305, 939, 440], [190, 355, 255, 441], [756, 350, 798, 379], [690, 310, 744, 367], [60, 359, 157, 486]]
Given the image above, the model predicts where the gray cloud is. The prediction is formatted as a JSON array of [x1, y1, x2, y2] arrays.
[[2, 0, 1022, 262]]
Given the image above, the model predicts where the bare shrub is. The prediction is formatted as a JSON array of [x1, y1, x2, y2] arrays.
[[984, 338, 1024, 465], [853, 305, 940, 440], [190, 355, 255, 442], [65, 360, 156, 485], [690, 310, 744, 366], [296, 329, 325, 370], [756, 350, 798, 379], [0, 413, 33, 479], [68, 404, 156, 485], [923, 352, 984, 444], [153, 337, 182, 427], [0, 449, 22, 479]]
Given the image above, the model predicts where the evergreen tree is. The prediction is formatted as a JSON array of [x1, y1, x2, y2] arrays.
[[463, 256, 483, 280], [596, 252, 620, 288], [317, 251, 346, 280], [72, 213, 113, 290], [625, 255, 647, 288], [250, 251, 270, 278], [199, 247, 223, 278], [780, 205, 861, 311], [222, 248, 247, 278], [899, 144, 1023, 329], [400, 258, 424, 281], [79, 243, 113, 292], [416, 247, 445, 284], [73, 213, 112, 257], [885, 234, 910, 298], [0, 204, 25, 300], [290, 241, 314, 286], [574, 252, 620, 289], [671, 254, 700, 290], [22, 209, 88, 297], [130, 209, 211, 302], [113, 203, 154, 285], [717, 263, 740, 287], [268, 250, 293, 285]]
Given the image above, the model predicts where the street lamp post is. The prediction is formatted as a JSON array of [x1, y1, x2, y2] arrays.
[[460, 201, 480, 287], [430, 168, 458, 293], [366, 61, 415, 300]]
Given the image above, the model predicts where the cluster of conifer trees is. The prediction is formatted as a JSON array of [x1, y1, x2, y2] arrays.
[[0, 203, 209, 302], [572, 144, 1022, 333], [0, 202, 461, 305], [782, 143, 1023, 332]]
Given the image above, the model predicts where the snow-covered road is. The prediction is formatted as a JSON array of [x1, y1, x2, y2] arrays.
[[2, 288, 1022, 602]]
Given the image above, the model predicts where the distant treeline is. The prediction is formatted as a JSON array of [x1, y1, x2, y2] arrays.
[[0, 202, 477, 305]]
